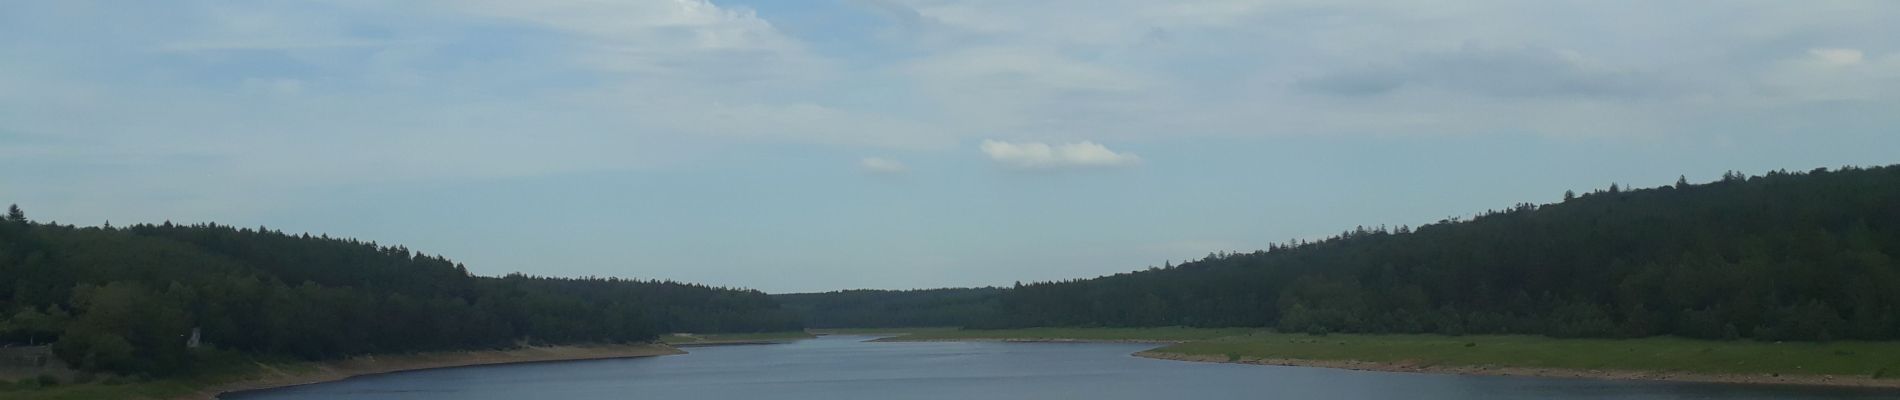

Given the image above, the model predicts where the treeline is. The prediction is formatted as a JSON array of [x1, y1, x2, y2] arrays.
[[993, 165, 1900, 340], [0, 216, 798, 375], [775, 288, 1002, 328], [791, 165, 1900, 343]]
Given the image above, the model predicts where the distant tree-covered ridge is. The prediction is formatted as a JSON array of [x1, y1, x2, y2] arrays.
[[775, 288, 1003, 328], [994, 165, 1900, 340], [792, 165, 1900, 342], [0, 216, 799, 375]]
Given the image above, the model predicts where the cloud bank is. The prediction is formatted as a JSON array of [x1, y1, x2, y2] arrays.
[[3, 0, 1899, 219], [980, 140, 1140, 170], [860, 157, 909, 174]]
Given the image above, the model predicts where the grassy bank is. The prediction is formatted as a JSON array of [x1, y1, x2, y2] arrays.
[[856, 327, 1900, 387], [660, 331, 816, 345], [870, 327, 1261, 343], [1147, 332, 1900, 384], [1, 344, 683, 400]]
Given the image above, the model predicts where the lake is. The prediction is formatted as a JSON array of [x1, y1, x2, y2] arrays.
[[226, 335, 1898, 399]]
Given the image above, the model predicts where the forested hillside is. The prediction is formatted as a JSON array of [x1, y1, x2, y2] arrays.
[[793, 165, 1900, 342], [996, 166, 1900, 340], [775, 288, 1002, 328], [0, 216, 798, 375], [5, 164, 1896, 379]]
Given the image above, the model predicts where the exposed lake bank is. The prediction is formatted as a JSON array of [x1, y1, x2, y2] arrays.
[[660, 331, 818, 347], [198, 344, 685, 400], [859, 326, 1252, 343], [856, 327, 1900, 389], [8, 330, 827, 400], [2, 344, 684, 400], [223, 334, 1900, 400]]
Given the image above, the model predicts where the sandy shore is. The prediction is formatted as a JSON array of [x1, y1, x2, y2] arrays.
[[1134, 350, 1900, 389], [189, 344, 684, 400]]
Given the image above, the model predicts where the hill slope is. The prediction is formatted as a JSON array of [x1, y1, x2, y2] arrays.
[[0, 218, 799, 376], [994, 166, 1900, 341], [775, 288, 1002, 328], [789, 165, 1900, 342]]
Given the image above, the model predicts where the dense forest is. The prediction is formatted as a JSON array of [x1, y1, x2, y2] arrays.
[[794, 165, 1900, 342], [0, 216, 799, 375], [7, 164, 1898, 377], [775, 288, 1003, 328]]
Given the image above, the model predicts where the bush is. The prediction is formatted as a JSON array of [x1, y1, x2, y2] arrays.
[[1441, 323, 1467, 337], [72, 371, 97, 384], [36, 374, 59, 387], [53, 329, 138, 372]]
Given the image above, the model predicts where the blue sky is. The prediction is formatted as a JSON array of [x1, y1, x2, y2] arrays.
[[4, 1, 1898, 292]]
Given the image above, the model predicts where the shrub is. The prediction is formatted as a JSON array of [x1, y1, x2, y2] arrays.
[[72, 371, 97, 384]]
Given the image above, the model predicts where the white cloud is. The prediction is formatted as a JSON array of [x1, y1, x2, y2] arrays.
[[979, 140, 1140, 170], [1753, 48, 1900, 102], [444, 0, 825, 80], [1810, 48, 1865, 66], [859, 157, 908, 174]]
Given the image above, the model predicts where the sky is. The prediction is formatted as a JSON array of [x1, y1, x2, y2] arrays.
[[3, 1, 1899, 293]]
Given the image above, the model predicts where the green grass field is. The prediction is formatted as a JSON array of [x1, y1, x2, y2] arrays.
[[874, 327, 1263, 342], [660, 331, 817, 344], [1153, 332, 1900, 379], [846, 326, 1900, 380]]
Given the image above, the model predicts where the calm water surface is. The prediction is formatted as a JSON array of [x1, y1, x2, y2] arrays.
[[227, 335, 1898, 399]]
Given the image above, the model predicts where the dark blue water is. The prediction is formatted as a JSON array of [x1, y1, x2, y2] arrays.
[[226, 335, 1898, 399]]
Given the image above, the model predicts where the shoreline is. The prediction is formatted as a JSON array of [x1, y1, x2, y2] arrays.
[[869, 337, 1188, 344], [659, 332, 817, 348], [671, 340, 802, 347], [1131, 350, 1900, 390], [871, 334, 1900, 390], [192, 344, 685, 400], [147, 333, 1900, 397]]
